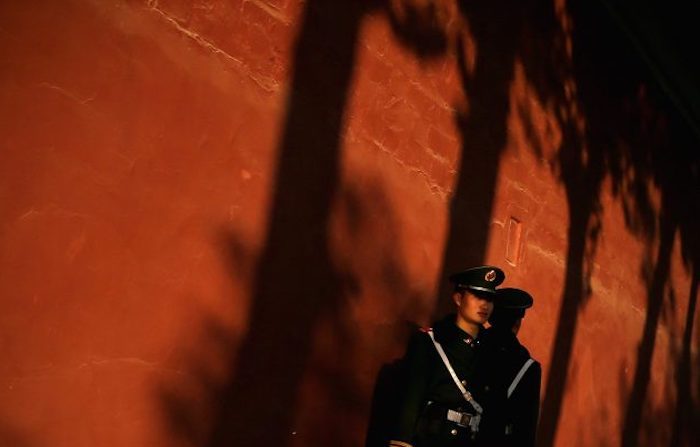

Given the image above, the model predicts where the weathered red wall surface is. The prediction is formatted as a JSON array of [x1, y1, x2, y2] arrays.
[[1, 1, 698, 447]]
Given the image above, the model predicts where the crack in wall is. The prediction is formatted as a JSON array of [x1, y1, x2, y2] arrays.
[[370, 138, 451, 200], [241, 0, 290, 25], [147, 2, 242, 66], [2, 357, 184, 383], [38, 82, 96, 105], [147, 1, 280, 93], [527, 241, 566, 267]]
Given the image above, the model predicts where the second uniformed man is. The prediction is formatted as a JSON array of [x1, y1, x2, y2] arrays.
[[474, 287, 541, 447]]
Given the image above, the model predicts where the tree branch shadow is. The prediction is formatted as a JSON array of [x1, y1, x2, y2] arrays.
[[669, 273, 699, 447], [511, 2, 700, 445]]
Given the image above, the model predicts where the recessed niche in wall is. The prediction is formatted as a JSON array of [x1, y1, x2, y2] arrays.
[[505, 216, 522, 266]]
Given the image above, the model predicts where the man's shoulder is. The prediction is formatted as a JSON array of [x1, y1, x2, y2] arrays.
[[516, 341, 532, 358], [405, 325, 435, 350]]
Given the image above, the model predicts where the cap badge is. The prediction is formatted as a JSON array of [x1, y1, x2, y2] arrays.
[[485, 270, 497, 282]]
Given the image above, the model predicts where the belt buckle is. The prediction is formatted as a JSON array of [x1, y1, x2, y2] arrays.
[[447, 409, 472, 428], [460, 412, 472, 427]]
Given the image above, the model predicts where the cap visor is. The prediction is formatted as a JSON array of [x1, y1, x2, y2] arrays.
[[467, 286, 496, 299]]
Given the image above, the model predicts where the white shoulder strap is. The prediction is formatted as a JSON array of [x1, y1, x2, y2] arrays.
[[507, 358, 535, 398], [426, 330, 483, 414]]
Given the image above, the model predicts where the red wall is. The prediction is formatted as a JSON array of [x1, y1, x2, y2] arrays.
[[1, 1, 697, 447]]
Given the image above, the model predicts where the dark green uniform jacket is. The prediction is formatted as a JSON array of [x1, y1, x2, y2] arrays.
[[389, 314, 484, 447], [474, 327, 541, 447]]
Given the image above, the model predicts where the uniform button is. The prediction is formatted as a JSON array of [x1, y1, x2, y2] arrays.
[[450, 429, 458, 436], [485, 385, 490, 392], [461, 380, 467, 386]]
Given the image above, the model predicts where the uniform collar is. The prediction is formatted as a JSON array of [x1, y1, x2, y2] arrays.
[[482, 326, 520, 350], [434, 314, 484, 346]]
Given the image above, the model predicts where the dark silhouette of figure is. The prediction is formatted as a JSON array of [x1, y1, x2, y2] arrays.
[[476, 288, 541, 447]]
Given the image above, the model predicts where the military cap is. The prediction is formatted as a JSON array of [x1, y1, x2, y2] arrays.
[[494, 287, 533, 309], [449, 265, 505, 295]]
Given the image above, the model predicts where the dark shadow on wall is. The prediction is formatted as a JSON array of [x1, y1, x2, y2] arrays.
[[200, 2, 365, 446], [159, 1, 458, 447], [533, 4, 628, 442], [433, 0, 531, 313], [669, 273, 699, 447], [160, 2, 369, 446], [618, 115, 700, 447], [619, 212, 676, 447], [522, 2, 700, 446], [299, 180, 432, 447]]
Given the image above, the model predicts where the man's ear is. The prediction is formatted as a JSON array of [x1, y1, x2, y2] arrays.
[[452, 291, 463, 307], [513, 318, 523, 335]]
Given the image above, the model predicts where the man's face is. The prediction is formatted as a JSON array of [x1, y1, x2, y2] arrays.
[[455, 290, 494, 326]]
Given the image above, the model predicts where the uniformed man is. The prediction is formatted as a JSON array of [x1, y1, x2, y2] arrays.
[[388, 266, 505, 447], [475, 288, 541, 447]]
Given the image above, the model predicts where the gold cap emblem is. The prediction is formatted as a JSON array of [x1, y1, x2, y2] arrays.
[[485, 270, 497, 282]]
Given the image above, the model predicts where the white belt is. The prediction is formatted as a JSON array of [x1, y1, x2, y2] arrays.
[[427, 329, 483, 434]]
